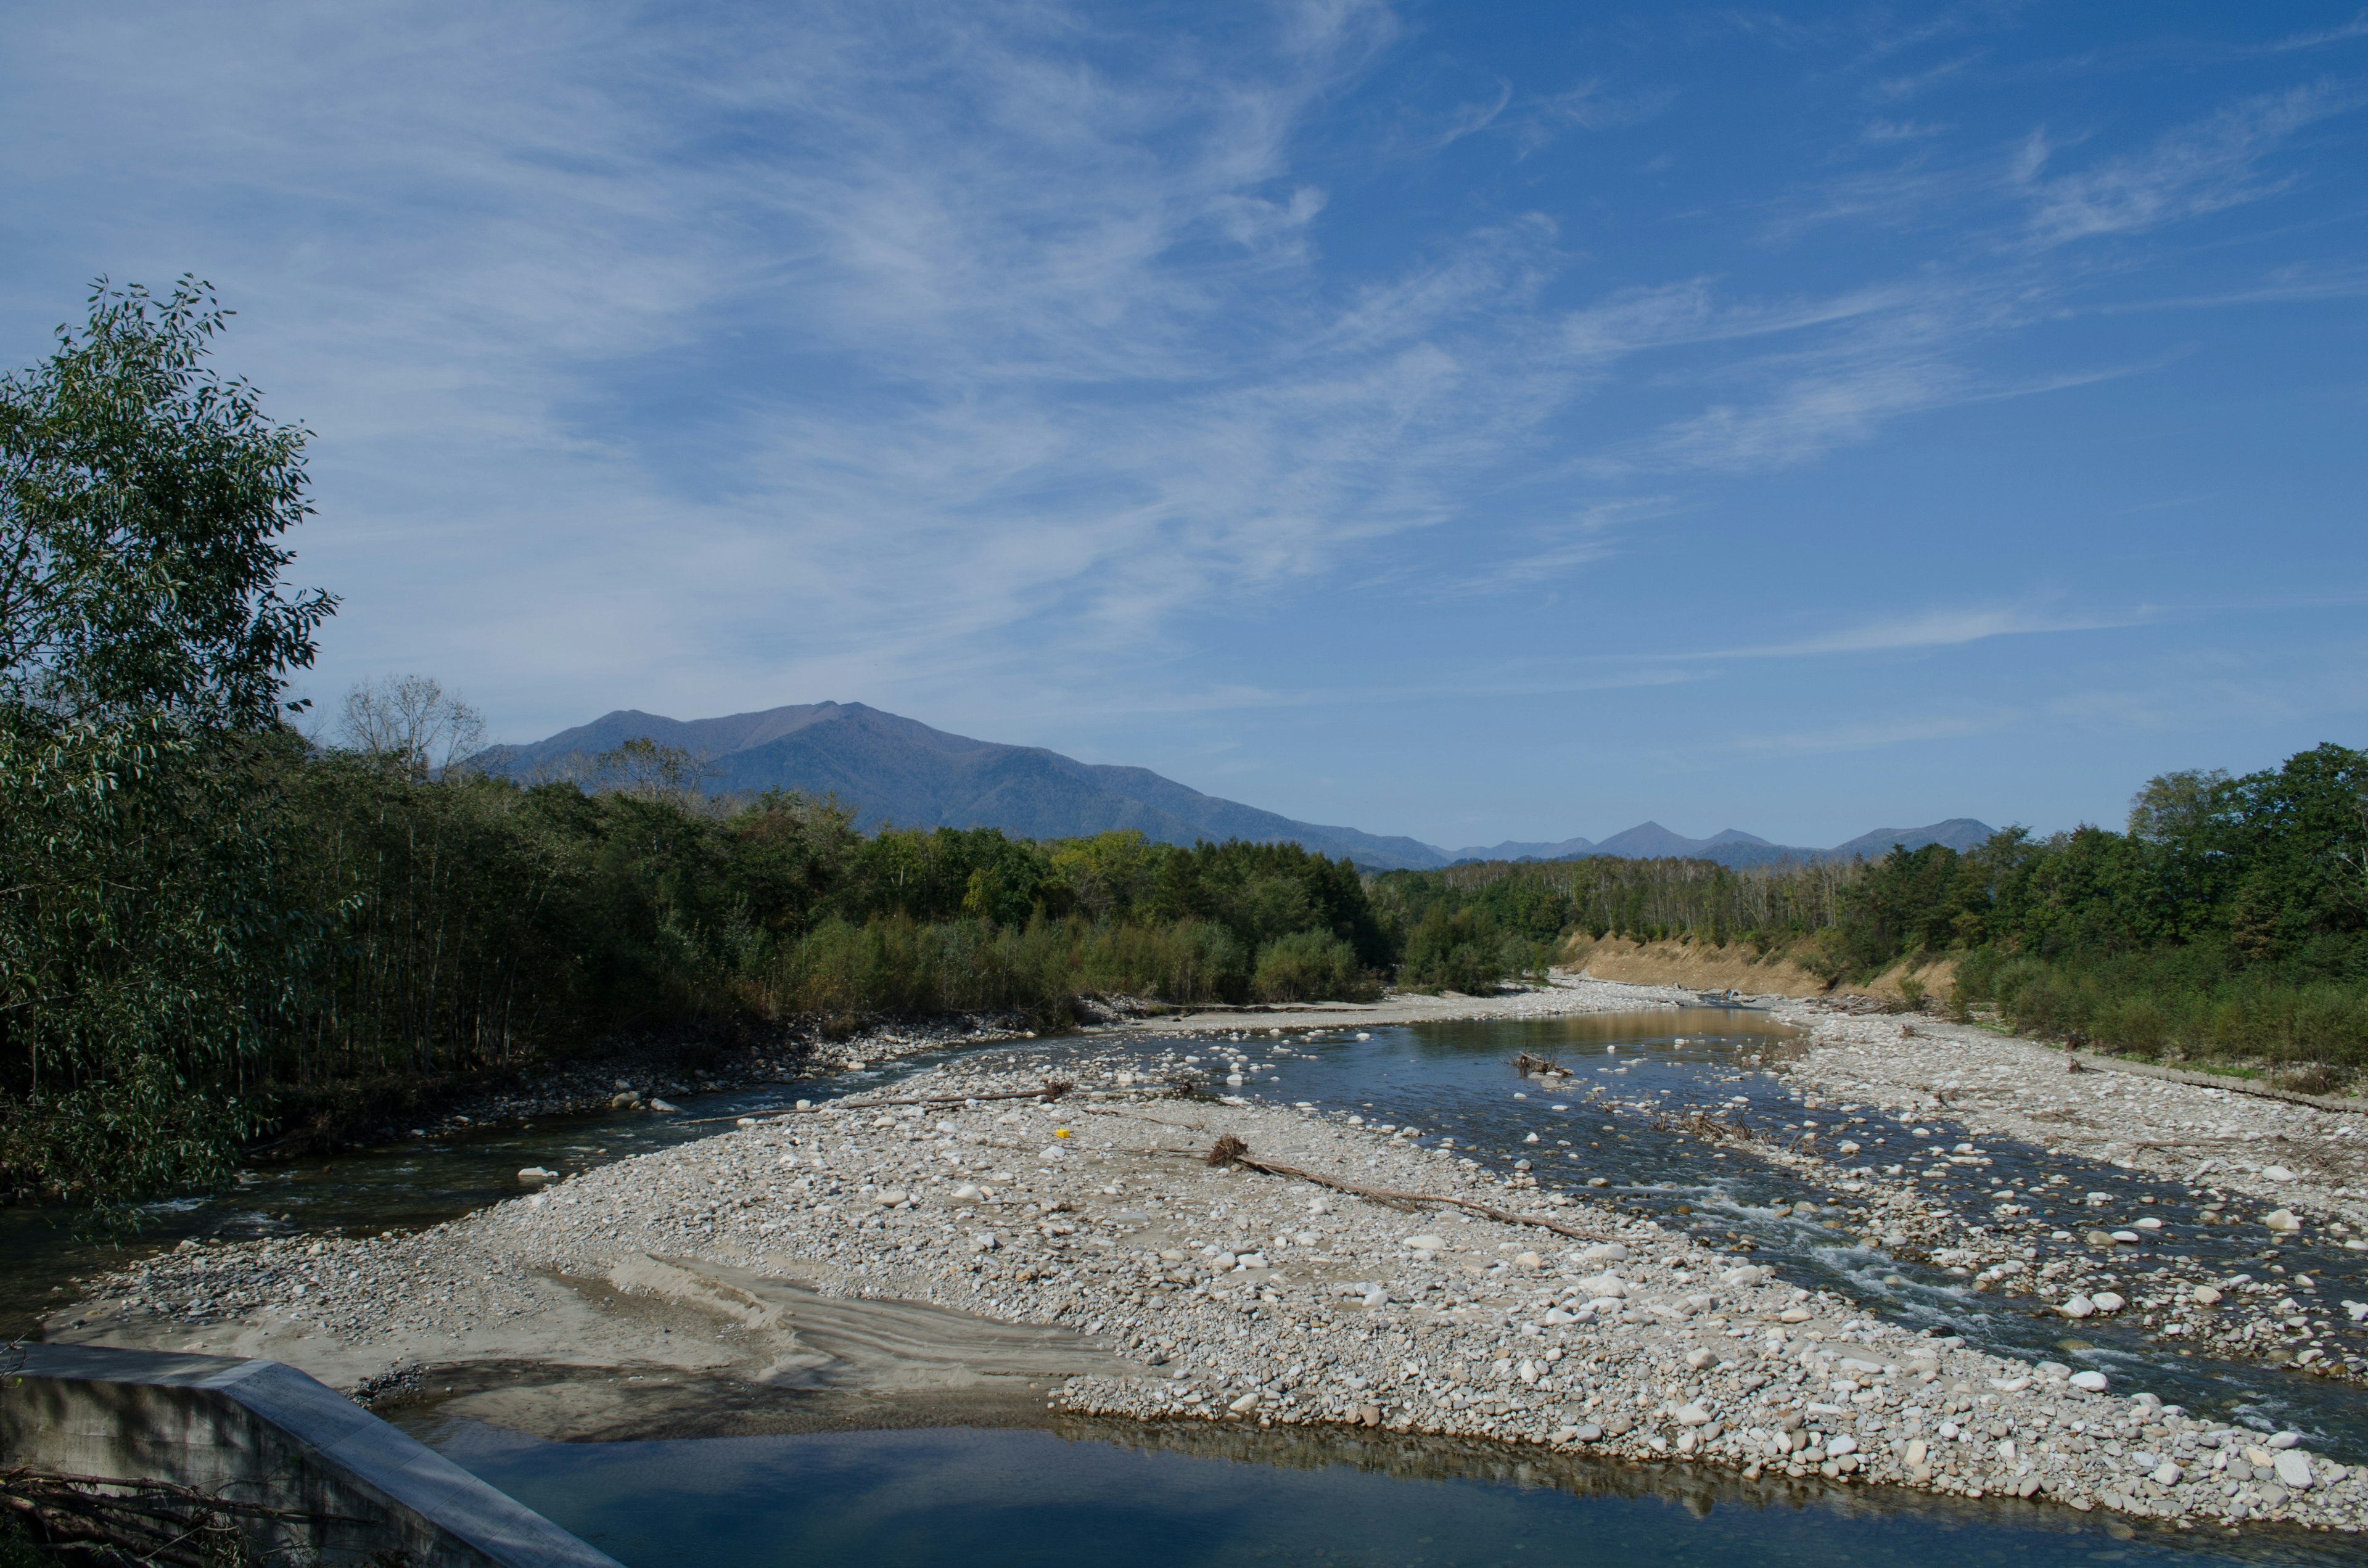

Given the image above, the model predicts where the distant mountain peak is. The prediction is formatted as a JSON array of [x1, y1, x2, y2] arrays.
[[477, 701, 1991, 872]]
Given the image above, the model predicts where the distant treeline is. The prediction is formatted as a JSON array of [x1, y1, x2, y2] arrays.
[[279, 745, 1392, 1086], [1379, 742, 2368, 1074]]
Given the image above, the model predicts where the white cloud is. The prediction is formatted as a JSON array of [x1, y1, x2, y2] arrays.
[[2020, 82, 2362, 246], [1701, 605, 2151, 660], [1725, 710, 2018, 755]]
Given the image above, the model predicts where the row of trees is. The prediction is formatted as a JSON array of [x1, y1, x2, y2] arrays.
[[279, 749, 1394, 1086], [1385, 742, 2368, 1070]]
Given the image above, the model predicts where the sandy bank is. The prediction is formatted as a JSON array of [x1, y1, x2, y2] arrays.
[[1558, 937, 1951, 1007], [54, 1035, 2366, 1532], [1092, 973, 1692, 1034]]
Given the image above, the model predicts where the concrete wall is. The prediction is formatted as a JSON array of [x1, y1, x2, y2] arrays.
[[1, 1344, 621, 1568]]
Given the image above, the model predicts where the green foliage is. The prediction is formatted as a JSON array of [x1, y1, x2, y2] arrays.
[[1, 280, 334, 1214], [1252, 930, 1378, 1003], [265, 774, 1384, 1097]]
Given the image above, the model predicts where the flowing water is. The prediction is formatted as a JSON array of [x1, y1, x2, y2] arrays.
[[11, 1007, 2366, 1565], [1155, 1011, 2368, 1453]]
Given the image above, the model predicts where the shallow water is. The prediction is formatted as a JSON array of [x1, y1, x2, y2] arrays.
[[1145, 1012, 2368, 1454], [409, 1416, 2352, 1568]]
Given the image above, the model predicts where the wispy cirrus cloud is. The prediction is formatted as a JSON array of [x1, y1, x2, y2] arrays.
[[2017, 81, 2363, 245], [1724, 710, 2019, 755], [1, 0, 2356, 841], [1698, 604, 2153, 661]]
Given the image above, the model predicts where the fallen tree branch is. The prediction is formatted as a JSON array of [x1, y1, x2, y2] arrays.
[[680, 1078, 1079, 1127], [1189, 1135, 1615, 1241]]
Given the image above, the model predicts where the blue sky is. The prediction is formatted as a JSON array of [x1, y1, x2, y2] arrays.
[[6, 2, 2365, 850]]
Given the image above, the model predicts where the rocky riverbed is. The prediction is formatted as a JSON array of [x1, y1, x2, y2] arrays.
[[53, 1025, 2368, 1535], [1739, 1007, 2368, 1379]]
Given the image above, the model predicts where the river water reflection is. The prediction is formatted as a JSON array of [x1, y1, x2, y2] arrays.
[[411, 1416, 2353, 1568]]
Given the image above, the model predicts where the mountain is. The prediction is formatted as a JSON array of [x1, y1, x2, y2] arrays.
[[475, 701, 1457, 869], [1587, 823, 1772, 859], [1441, 834, 1598, 861], [475, 701, 1993, 871], [1825, 818, 1997, 858]]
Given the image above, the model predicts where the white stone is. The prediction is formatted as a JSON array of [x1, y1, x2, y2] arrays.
[[948, 1184, 985, 1204], [2068, 1370, 2109, 1392], [1228, 1392, 1261, 1413], [2263, 1208, 2301, 1231], [2133, 1217, 2163, 1230], [2152, 1462, 2182, 1487], [2091, 1291, 2126, 1312], [2263, 1165, 2296, 1181], [1579, 1243, 1629, 1263], [1675, 1403, 1712, 1426], [1576, 1273, 1629, 1299], [1404, 1234, 1448, 1252], [873, 1189, 909, 1206], [2057, 1294, 2096, 1319], [1827, 1435, 1857, 1455], [2272, 1451, 2313, 1489], [515, 1167, 557, 1184], [2192, 1285, 2222, 1305]]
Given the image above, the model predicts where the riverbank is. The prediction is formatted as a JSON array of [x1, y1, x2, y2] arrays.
[[254, 972, 1648, 1157], [49, 1033, 2367, 1533], [1767, 1008, 2368, 1233], [252, 1011, 1049, 1158]]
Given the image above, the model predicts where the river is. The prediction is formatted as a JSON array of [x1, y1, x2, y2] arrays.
[[10, 1006, 2364, 1564]]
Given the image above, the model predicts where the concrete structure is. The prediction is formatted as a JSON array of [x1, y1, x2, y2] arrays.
[[1, 1344, 620, 1567]]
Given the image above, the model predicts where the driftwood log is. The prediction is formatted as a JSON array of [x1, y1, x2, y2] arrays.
[[1192, 1135, 1613, 1241], [680, 1078, 1078, 1127]]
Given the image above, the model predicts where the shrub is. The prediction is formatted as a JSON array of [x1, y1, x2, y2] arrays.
[[1252, 932, 1377, 1003]]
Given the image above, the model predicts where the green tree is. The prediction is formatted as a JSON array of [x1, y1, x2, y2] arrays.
[[0, 278, 334, 1214]]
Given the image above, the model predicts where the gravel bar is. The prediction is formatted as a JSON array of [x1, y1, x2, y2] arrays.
[[63, 1029, 2368, 1535]]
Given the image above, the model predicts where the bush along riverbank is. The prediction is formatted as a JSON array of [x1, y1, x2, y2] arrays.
[[1379, 741, 2368, 1087], [55, 1036, 2368, 1533]]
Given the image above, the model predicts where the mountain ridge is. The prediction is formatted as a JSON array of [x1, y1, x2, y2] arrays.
[[474, 702, 1992, 871]]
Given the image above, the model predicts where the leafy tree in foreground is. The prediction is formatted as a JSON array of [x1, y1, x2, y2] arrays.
[[0, 278, 334, 1216]]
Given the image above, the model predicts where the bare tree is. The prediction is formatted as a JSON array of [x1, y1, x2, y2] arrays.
[[589, 736, 719, 806], [338, 673, 487, 781]]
